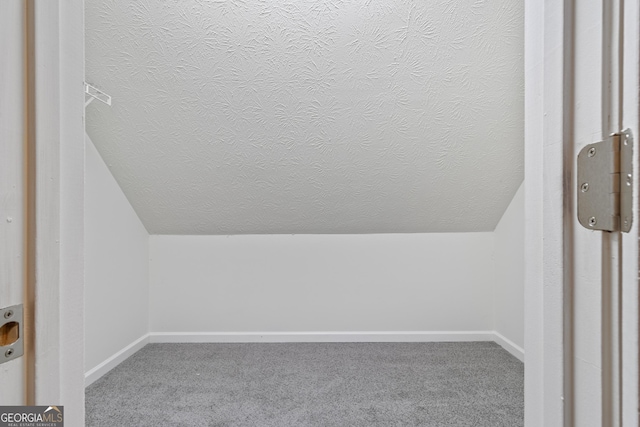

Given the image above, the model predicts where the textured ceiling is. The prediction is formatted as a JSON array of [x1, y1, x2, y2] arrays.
[[85, 0, 523, 235]]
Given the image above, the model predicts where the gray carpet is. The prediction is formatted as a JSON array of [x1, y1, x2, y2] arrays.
[[85, 342, 523, 426]]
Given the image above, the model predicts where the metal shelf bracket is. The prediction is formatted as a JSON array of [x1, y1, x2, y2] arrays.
[[84, 82, 112, 108]]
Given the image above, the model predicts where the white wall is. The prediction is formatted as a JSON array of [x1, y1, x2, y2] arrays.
[[83, 138, 525, 384], [84, 135, 149, 378], [493, 183, 525, 351], [149, 233, 495, 334]]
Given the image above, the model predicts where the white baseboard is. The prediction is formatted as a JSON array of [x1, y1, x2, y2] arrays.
[[84, 334, 150, 387], [148, 331, 496, 343], [492, 331, 525, 362], [85, 331, 523, 387]]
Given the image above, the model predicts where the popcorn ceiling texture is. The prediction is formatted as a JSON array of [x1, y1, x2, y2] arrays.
[[85, 0, 523, 235]]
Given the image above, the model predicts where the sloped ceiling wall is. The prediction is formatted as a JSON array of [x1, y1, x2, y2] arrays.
[[85, 0, 523, 234]]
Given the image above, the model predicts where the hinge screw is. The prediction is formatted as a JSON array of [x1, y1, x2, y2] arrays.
[[581, 183, 589, 192], [5, 349, 14, 358], [589, 217, 597, 227], [588, 147, 597, 157], [3, 310, 13, 320]]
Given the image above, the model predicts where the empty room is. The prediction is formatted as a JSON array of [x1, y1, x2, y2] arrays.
[[5, 0, 640, 427], [4, 0, 640, 426], [83, 1, 524, 425]]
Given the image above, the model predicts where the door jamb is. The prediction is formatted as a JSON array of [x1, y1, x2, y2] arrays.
[[25, 0, 84, 423], [524, 0, 571, 425]]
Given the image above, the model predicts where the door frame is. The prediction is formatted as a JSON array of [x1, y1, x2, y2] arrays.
[[620, 0, 640, 424], [524, 0, 568, 424], [525, 0, 640, 426], [0, 0, 28, 406], [27, 0, 638, 425], [34, 0, 565, 421], [26, 0, 85, 424]]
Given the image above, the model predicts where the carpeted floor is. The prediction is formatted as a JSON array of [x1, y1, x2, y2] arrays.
[[85, 342, 523, 426]]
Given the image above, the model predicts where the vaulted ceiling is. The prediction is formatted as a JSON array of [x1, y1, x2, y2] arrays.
[[85, 0, 523, 235]]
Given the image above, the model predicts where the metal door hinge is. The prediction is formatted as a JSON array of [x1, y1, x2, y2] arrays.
[[578, 129, 633, 232], [0, 304, 23, 364]]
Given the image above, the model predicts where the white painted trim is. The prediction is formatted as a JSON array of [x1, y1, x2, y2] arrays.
[[620, 0, 640, 423], [0, 1, 27, 404], [30, 0, 62, 403], [524, 0, 568, 424], [148, 331, 497, 343], [84, 335, 150, 387], [27, 0, 85, 420], [493, 331, 525, 362]]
